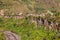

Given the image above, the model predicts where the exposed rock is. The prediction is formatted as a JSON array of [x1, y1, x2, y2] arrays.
[[3, 31, 21, 40], [44, 18, 49, 30]]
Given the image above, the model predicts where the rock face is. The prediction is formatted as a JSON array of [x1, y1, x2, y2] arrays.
[[3, 31, 21, 40]]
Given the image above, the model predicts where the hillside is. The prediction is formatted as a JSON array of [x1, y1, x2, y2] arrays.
[[0, 0, 60, 40], [0, 0, 60, 13]]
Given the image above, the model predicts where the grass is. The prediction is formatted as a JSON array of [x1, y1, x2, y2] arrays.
[[0, 18, 60, 40], [0, 0, 60, 13], [0, 0, 60, 40], [0, 32, 5, 40]]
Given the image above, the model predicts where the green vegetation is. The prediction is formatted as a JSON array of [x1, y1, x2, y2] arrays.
[[0, 18, 60, 40], [0, 33, 5, 40], [0, 0, 60, 40]]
